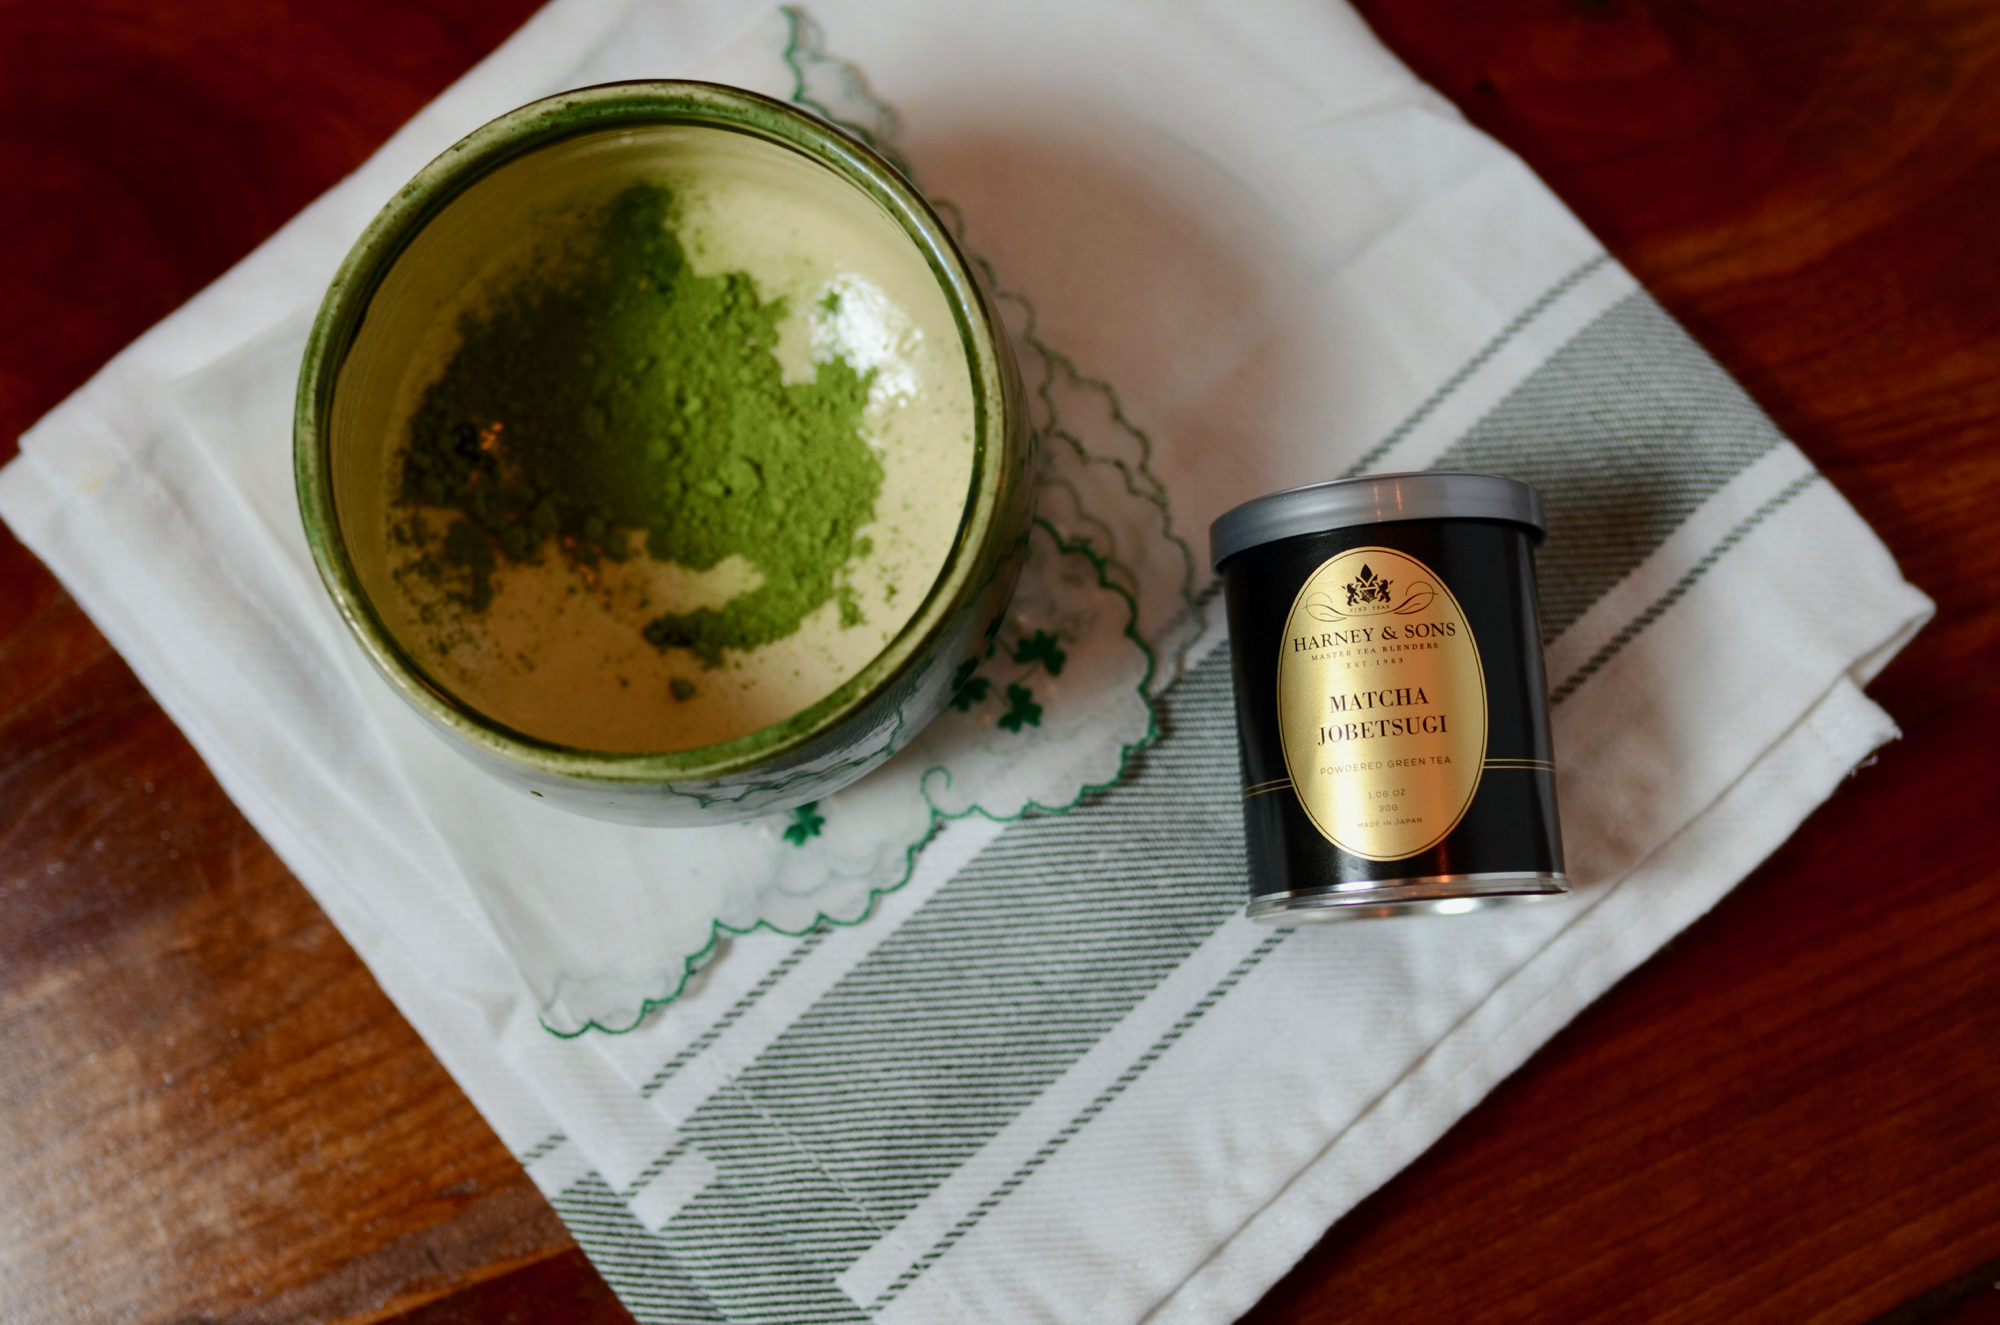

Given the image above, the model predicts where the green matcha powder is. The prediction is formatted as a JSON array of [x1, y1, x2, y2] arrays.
[[398, 182, 882, 668]]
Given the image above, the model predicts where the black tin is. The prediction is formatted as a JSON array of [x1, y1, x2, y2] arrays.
[[1211, 472, 1568, 921]]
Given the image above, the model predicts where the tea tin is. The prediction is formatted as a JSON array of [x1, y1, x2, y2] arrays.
[[1211, 472, 1569, 920]]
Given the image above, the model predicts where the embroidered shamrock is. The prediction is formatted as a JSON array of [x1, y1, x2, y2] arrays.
[[1012, 629, 1066, 675], [948, 626, 1063, 734], [997, 683, 1043, 733], [782, 801, 826, 846]]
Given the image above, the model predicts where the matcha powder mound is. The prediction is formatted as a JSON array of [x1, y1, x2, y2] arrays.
[[398, 182, 882, 666]]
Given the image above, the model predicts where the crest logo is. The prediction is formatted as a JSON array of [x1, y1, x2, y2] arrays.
[[1303, 561, 1437, 621], [1345, 564, 1393, 608]]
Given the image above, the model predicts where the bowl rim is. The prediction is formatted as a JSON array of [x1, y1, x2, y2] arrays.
[[295, 80, 1010, 785]]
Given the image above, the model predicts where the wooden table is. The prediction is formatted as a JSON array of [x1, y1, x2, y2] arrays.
[[3, 2, 1996, 1320]]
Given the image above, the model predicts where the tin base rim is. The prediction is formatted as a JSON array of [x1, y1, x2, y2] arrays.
[[1246, 872, 1570, 923]]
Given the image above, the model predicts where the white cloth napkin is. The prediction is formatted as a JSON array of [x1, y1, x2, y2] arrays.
[[0, 2, 1932, 1322]]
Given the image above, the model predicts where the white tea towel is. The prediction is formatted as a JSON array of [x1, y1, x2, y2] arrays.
[[0, 1, 1932, 1321]]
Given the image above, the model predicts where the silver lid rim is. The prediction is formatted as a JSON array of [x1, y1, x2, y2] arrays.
[[1208, 471, 1546, 571]]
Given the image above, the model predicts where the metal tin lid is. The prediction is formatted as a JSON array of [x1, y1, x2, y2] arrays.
[[1209, 471, 1546, 570]]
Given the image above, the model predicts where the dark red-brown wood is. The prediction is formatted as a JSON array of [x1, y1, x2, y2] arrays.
[[0, 3, 587, 1320], [2, 2, 1997, 1321]]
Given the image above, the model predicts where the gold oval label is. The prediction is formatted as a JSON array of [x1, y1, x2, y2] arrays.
[[1276, 546, 1487, 861]]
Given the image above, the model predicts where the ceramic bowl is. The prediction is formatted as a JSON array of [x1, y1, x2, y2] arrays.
[[296, 82, 1032, 826]]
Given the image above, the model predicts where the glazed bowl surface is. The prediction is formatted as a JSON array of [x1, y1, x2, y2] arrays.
[[296, 81, 1032, 825]]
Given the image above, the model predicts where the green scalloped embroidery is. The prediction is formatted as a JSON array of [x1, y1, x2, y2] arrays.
[[540, 10, 1193, 1036], [783, 6, 1204, 674], [544, 517, 1155, 1036]]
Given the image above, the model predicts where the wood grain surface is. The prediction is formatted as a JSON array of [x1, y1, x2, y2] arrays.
[[1, 2, 1995, 1322]]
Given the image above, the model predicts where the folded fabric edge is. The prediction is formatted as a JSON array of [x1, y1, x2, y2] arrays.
[[511, 519, 1177, 1035], [1851, 594, 1935, 687], [1134, 673, 1902, 1325]]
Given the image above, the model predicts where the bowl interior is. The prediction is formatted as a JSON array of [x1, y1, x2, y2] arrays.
[[321, 112, 985, 765]]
